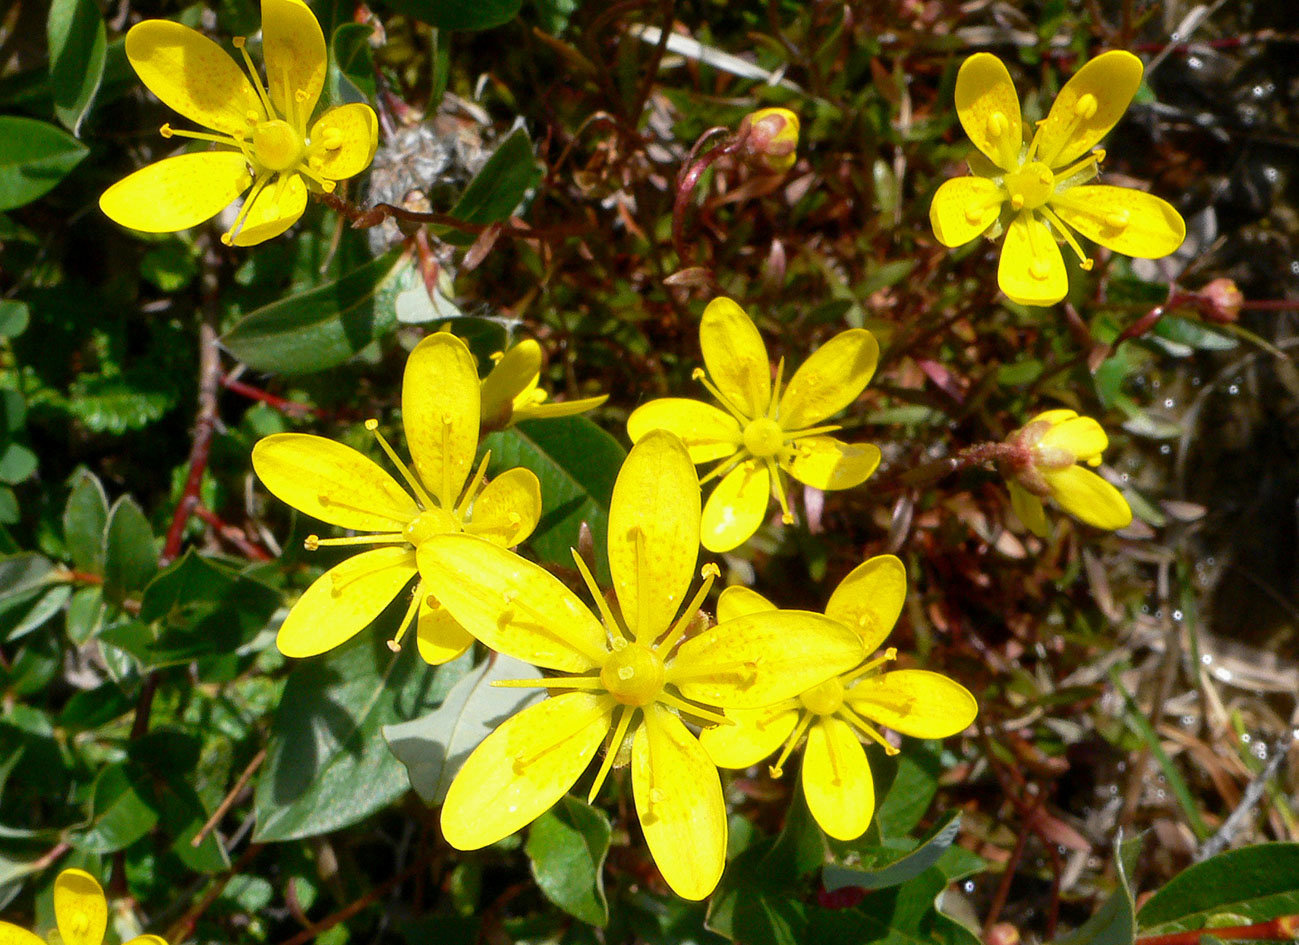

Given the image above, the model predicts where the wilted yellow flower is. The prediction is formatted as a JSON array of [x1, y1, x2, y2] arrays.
[[418, 431, 864, 900], [252, 333, 541, 664], [930, 51, 1185, 306], [0, 869, 166, 945], [701, 556, 977, 841], [1001, 409, 1131, 536], [100, 0, 378, 246], [740, 107, 800, 174], [479, 339, 608, 430], [628, 297, 880, 553]]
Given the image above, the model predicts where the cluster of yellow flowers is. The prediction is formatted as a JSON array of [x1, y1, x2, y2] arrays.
[[93, 0, 1178, 902]]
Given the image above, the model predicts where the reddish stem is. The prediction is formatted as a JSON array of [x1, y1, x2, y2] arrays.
[[1137, 917, 1298, 945], [222, 375, 323, 418]]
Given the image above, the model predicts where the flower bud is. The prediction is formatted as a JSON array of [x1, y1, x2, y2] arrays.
[[739, 107, 800, 174], [1197, 277, 1244, 324]]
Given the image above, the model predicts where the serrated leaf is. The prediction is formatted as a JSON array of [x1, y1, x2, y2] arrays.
[[482, 416, 625, 583], [440, 128, 540, 246], [384, 652, 543, 805], [1137, 843, 1299, 935], [102, 495, 157, 605], [379, 0, 521, 31], [66, 374, 175, 434], [824, 812, 962, 892], [526, 795, 612, 927], [0, 116, 88, 210], [48, 0, 107, 134], [222, 251, 408, 374]]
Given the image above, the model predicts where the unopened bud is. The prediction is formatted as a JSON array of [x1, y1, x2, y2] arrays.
[[1198, 278, 1243, 324], [739, 107, 800, 174]]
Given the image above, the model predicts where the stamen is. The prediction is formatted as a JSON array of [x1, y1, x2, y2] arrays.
[[840, 647, 898, 685], [312, 492, 413, 526], [781, 422, 842, 442], [498, 587, 610, 666], [839, 704, 900, 756], [387, 587, 423, 652], [233, 37, 275, 120], [295, 162, 337, 193], [455, 451, 493, 521], [492, 676, 605, 691], [768, 711, 815, 778], [328, 552, 416, 595], [668, 655, 760, 689], [1040, 206, 1094, 269], [1055, 151, 1102, 185], [657, 563, 719, 655], [587, 705, 636, 802], [222, 170, 273, 246], [307, 533, 408, 548], [691, 368, 752, 425], [767, 357, 786, 421], [365, 418, 434, 510], [658, 690, 728, 727], [159, 124, 242, 150], [699, 452, 747, 486], [571, 549, 627, 648], [768, 459, 794, 524]]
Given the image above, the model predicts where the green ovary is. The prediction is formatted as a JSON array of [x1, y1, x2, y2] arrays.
[[1004, 161, 1055, 211], [799, 677, 845, 716], [742, 417, 785, 458], [252, 119, 305, 172], [601, 642, 666, 706]]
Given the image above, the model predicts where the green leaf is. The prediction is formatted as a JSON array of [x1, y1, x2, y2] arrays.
[[139, 241, 198, 292], [380, 0, 521, 31], [1137, 844, 1299, 934], [64, 470, 109, 574], [253, 636, 455, 842], [329, 22, 376, 102], [70, 763, 160, 854], [66, 373, 176, 434], [872, 740, 943, 839], [222, 251, 409, 374], [0, 300, 29, 338], [0, 116, 88, 210], [823, 812, 962, 892], [440, 128, 540, 246], [1054, 833, 1140, 945], [525, 795, 612, 927], [384, 653, 542, 805], [48, 0, 107, 134], [1152, 315, 1237, 352], [101, 495, 157, 606], [0, 553, 56, 604], [482, 416, 625, 583]]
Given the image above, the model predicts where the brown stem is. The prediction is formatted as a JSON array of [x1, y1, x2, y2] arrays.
[[671, 127, 747, 267], [164, 843, 263, 944], [273, 856, 429, 945], [190, 749, 267, 848]]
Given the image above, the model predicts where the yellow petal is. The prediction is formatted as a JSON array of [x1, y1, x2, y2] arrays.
[[632, 706, 727, 901], [671, 610, 863, 709], [1027, 408, 1078, 427], [415, 591, 474, 665], [1034, 51, 1143, 168], [469, 467, 542, 546], [1042, 465, 1132, 530], [261, 0, 326, 123], [699, 297, 771, 420], [1038, 415, 1107, 464], [276, 547, 416, 658], [999, 211, 1067, 306], [229, 172, 307, 246], [0, 924, 45, 945], [930, 176, 1005, 248], [481, 340, 542, 425], [124, 937, 169, 945], [700, 460, 769, 553], [402, 333, 480, 510], [309, 104, 378, 181], [607, 430, 700, 642], [783, 436, 880, 491], [824, 554, 906, 653], [715, 585, 776, 623], [1050, 186, 1185, 259], [441, 692, 613, 850], [626, 398, 740, 464], [417, 534, 608, 671], [513, 395, 609, 425], [124, 20, 258, 136], [698, 703, 797, 769], [802, 717, 875, 841], [252, 433, 418, 531], [54, 869, 107, 945], [847, 669, 978, 738], [955, 53, 1023, 172], [100, 152, 250, 234], [1007, 480, 1048, 537], [778, 329, 879, 430]]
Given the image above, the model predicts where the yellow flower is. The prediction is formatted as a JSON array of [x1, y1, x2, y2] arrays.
[[1001, 409, 1132, 537], [740, 107, 800, 174], [99, 0, 378, 246], [0, 869, 166, 945], [479, 339, 608, 430], [627, 297, 880, 553], [929, 51, 1185, 306], [700, 556, 977, 841], [417, 431, 865, 900], [251, 333, 541, 664]]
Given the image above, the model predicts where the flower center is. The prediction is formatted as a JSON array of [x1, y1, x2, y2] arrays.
[[252, 119, 305, 172], [799, 676, 845, 716], [1004, 161, 1055, 211], [403, 507, 459, 546], [600, 642, 666, 707], [742, 417, 785, 458]]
